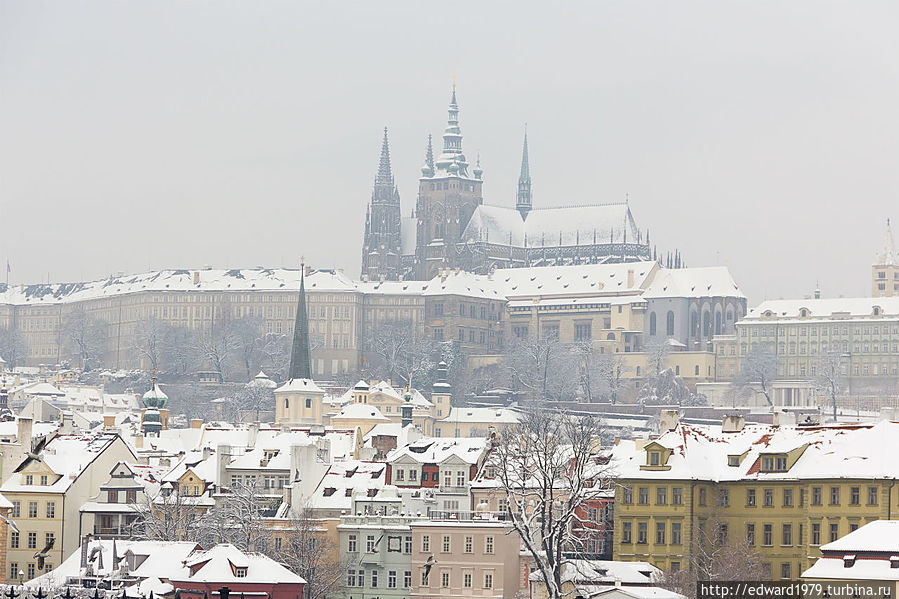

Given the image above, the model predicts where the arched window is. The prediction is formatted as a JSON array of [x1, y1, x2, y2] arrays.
[[284, 398, 289, 410], [690, 312, 699, 337], [702, 311, 711, 338], [726, 308, 734, 322], [607, 333, 616, 341], [715, 312, 722, 335], [667, 311, 675, 336], [649, 312, 657, 336]]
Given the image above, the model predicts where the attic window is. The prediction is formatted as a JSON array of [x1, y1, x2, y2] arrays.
[[235, 567, 248, 578], [727, 456, 740, 467], [843, 555, 856, 568], [649, 452, 660, 466], [760, 455, 788, 472], [890, 556, 899, 569], [322, 487, 336, 497], [367, 488, 378, 497]]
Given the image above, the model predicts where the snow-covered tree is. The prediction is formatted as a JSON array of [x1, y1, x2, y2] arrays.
[[637, 368, 703, 406], [0, 326, 28, 368], [193, 318, 242, 381], [129, 490, 204, 542], [133, 317, 172, 372], [816, 349, 846, 422], [505, 335, 579, 402], [278, 509, 344, 599], [59, 307, 108, 370], [194, 480, 274, 552], [736, 346, 778, 406], [644, 339, 672, 376], [488, 408, 613, 599]]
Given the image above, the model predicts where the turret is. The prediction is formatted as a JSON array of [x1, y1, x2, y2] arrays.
[[431, 361, 452, 416], [141, 378, 168, 436], [401, 391, 413, 428]]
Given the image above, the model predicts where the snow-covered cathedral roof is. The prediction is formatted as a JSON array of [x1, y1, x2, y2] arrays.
[[461, 202, 642, 248]]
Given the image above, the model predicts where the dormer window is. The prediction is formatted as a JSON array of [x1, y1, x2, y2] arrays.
[[235, 567, 247, 578], [800, 309, 809, 318], [760, 454, 788, 472], [649, 452, 660, 466], [25, 475, 33, 485], [728, 456, 740, 467], [843, 555, 856, 568]]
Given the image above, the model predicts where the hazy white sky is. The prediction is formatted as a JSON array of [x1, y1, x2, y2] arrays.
[[2, 1, 898, 304]]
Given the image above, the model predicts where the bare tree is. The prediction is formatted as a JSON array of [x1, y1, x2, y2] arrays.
[[194, 318, 242, 382], [637, 368, 703, 406], [816, 350, 846, 422], [736, 346, 778, 406], [236, 381, 274, 422], [505, 335, 579, 402], [660, 509, 768, 598], [366, 320, 437, 388], [488, 408, 612, 599], [59, 307, 108, 370], [644, 339, 672, 376], [0, 326, 29, 368], [595, 353, 628, 404], [194, 480, 275, 552], [129, 489, 206, 542], [133, 317, 171, 372], [231, 315, 265, 380], [161, 325, 203, 377], [278, 509, 344, 599]]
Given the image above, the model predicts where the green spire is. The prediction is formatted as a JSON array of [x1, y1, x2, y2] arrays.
[[288, 265, 312, 380]]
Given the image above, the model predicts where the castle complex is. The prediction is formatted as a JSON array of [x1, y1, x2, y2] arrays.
[[362, 86, 656, 282]]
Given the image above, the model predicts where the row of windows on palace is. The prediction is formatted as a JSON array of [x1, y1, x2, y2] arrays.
[[740, 324, 899, 337], [621, 484, 884, 508], [620, 519, 855, 579], [738, 340, 899, 355]]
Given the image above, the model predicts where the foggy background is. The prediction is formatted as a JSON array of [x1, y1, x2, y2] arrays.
[[2, 1, 898, 305]]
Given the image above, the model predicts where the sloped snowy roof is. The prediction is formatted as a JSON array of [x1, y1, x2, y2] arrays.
[[529, 560, 660, 585], [332, 403, 391, 422], [27, 539, 201, 589], [745, 297, 899, 321], [494, 262, 657, 298], [820, 520, 899, 553], [387, 436, 488, 465], [177, 543, 305, 584], [307, 460, 387, 511], [611, 420, 899, 482], [2, 432, 132, 493], [0, 267, 357, 306], [275, 378, 325, 394], [442, 407, 519, 424], [642, 267, 745, 299], [462, 202, 641, 248]]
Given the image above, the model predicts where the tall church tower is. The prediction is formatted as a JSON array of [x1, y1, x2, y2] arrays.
[[414, 84, 484, 280], [362, 127, 403, 281], [873, 219, 899, 297], [516, 129, 532, 219]]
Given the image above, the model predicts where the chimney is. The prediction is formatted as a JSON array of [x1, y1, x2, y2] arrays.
[[193, 271, 200, 285], [772, 410, 797, 427], [216, 444, 231, 487], [248, 422, 259, 447], [17, 417, 33, 450], [659, 410, 680, 433], [722, 414, 745, 433], [135, 435, 144, 449], [202, 446, 213, 461], [103, 414, 116, 429], [627, 269, 635, 288], [190, 418, 204, 430]]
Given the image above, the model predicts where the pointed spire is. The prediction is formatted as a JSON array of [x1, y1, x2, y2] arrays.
[[876, 218, 898, 266], [376, 127, 393, 185], [516, 127, 532, 219], [421, 134, 435, 177], [434, 79, 469, 176], [473, 152, 483, 180], [288, 262, 313, 380]]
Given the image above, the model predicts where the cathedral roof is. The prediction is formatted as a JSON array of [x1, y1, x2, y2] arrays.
[[461, 202, 642, 248]]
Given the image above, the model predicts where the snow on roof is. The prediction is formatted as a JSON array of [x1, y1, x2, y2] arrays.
[[494, 262, 656, 298], [820, 520, 899, 553], [0, 268, 361, 306], [462, 202, 641, 248], [612, 420, 899, 482], [802, 556, 899, 581], [333, 402, 391, 422], [590, 586, 686, 599], [387, 436, 488, 465], [442, 407, 519, 424], [27, 539, 200, 588], [307, 460, 387, 511], [744, 296, 899, 321], [20, 381, 65, 396], [177, 543, 305, 584], [529, 560, 660, 585], [275, 378, 325, 394], [0, 418, 58, 440], [642, 267, 745, 299], [2, 432, 131, 493]]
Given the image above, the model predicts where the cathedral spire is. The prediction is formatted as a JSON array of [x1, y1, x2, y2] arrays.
[[421, 134, 435, 177], [288, 263, 312, 380], [876, 218, 898, 266], [376, 126, 393, 186], [434, 80, 469, 177], [516, 127, 532, 219]]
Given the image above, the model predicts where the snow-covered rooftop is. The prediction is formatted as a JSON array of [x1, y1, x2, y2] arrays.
[[642, 266, 745, 299], [177, 543, 305, 585], [744, 297, 899, 321], [387, 436, 489, 465], [612, 420, 899, 482]]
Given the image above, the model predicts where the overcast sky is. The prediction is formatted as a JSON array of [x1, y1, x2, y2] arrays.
[[2, 1, 898, 305]]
